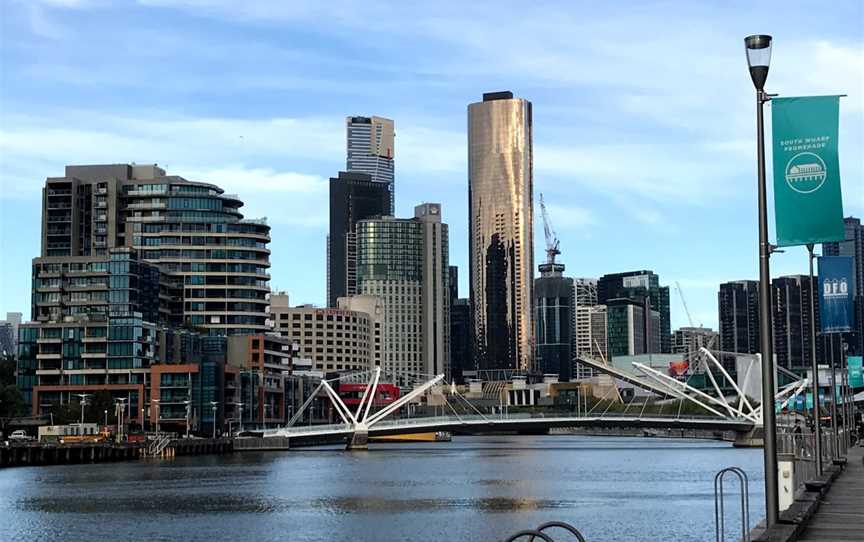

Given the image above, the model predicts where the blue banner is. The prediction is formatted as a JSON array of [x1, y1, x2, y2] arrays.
[[849, 356, 863, 388], [818, 256, 854, 333]]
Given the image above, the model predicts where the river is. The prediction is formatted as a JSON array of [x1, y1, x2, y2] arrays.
[[0, 435, 765, 541]]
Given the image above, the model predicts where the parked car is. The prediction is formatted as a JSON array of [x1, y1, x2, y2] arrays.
[[9, 430, 35, 442]]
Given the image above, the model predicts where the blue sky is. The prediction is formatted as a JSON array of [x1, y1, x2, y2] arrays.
[[0, 0, 862, 330]]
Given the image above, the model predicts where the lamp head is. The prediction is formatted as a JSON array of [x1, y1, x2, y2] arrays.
[[745, 34, 772, 90]]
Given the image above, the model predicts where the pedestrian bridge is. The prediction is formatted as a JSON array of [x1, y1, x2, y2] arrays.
[[263, 412, 756, 448], [260, 359, 777, 449]]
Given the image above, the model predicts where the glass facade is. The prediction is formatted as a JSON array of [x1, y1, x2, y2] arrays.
[[468, 92, 534, 372]]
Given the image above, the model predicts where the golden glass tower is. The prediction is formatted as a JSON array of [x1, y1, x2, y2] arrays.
[[468, 91, 534, 372]]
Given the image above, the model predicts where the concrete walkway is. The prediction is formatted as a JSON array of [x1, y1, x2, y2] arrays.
[[797, 445, 864, 541]]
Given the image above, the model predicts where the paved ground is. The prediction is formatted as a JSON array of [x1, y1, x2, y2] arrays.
[[798, 444, 864, 541]]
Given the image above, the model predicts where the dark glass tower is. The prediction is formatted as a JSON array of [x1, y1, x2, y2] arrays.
[[327, 171, 392, 307], [534, 262, 574, 380], [718, 280, 761, 355]]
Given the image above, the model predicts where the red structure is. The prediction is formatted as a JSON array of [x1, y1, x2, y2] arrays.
[[338, 383, 400, 408]]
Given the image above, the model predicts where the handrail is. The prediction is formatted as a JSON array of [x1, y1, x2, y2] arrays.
[[533, 521, 587, 541], [714, 466, 750, 542], [503, 530, 555, 542]]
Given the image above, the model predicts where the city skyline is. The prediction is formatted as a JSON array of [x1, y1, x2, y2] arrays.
[[1, 1, 863, 332]]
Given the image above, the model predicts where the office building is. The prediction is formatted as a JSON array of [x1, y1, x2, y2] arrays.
[[346, 116, 395, 207], [271, 296, 381, 374], [0, 312, 22, 358], [355, 203, 450, 377], [718, 280, 761, 356], [606, 298, 651, 357], [450, 298, 472, 383], [823, 216, 864, 354], [597, 270, 671, 353], [468, 91, 534, 372], [534, 259, 574, 380], [327, 171, 393, 307], [40, 164, 272, 336]]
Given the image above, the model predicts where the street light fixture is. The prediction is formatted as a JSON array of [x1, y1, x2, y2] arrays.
[[152, 399, 160, 438], [235, 402, 245, 436], [210, 401, 219, 439], [744, 33, 779, 528], [183, 399, 192, 439], [73, 393, 91, 426], [745, 34, 772, 90], [115, 397, 128, 442]]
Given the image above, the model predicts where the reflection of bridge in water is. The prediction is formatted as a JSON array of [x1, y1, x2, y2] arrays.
[[261, 349, 802, 449]]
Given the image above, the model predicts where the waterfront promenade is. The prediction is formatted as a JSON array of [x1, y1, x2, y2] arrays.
[[798, 445, 864, 541]]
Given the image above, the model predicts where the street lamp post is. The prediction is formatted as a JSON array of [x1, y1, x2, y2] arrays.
[[211, 401, 219, 439], [74, 393, 91, 426], [104, 409, 108, 427], [807, 244, 823, 474], [115, 397, 127, 442], [152, 399, 160, 438], [183, 399, 192, 439], [745, 33, 779, 527]]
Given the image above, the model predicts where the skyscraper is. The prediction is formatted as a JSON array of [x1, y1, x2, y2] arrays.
[[718, 280, 761, 356], [327, 171, 392, 307], [822, 216, 863, 354], [534, 262, 574, 380], [468, 91, 534, 372], [355, 203, 450, 377], [771, 275, 822, 374], [597, 270, 671, 353], [346, 116, 395, 207]]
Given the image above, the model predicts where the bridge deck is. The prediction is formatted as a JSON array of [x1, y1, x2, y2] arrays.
[[798, 445, 864, 541]]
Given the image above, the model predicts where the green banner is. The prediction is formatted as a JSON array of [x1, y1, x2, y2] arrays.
[[772, 96, 845, 246], [849, 356, 863, 388]]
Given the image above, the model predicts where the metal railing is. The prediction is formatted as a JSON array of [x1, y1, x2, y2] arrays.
[[502, 521, 587, 541], [714, 466, 750, 542]]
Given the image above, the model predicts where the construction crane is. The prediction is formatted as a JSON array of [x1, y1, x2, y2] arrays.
[[674, 281, 700, 328], [539, 193, 560, 265]]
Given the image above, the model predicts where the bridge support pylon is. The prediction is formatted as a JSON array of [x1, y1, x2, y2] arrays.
[[347, 431, 369, 451], [733, 426, 764, 448]]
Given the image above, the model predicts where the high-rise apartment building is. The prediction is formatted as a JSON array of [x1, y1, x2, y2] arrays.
[[40, 164, 272, 335], [597, 270, 671, 353], [672, 326, 719, 358], [355, 204, 450, 377], [327, 171, 392, 307], [718, 280, 761, 356], [772, 275, 823, 374], [573, 278, 604, 378], [822, 216, 863, 354], [468, 91, 534, 372], [346, 116, 395, 208]]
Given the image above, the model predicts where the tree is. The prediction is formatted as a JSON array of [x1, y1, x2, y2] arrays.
[[0, 353, 15, 388], [0, 384, 26, 418]]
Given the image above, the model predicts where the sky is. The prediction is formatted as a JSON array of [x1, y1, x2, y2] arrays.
[[0, 0, 862, 331]]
